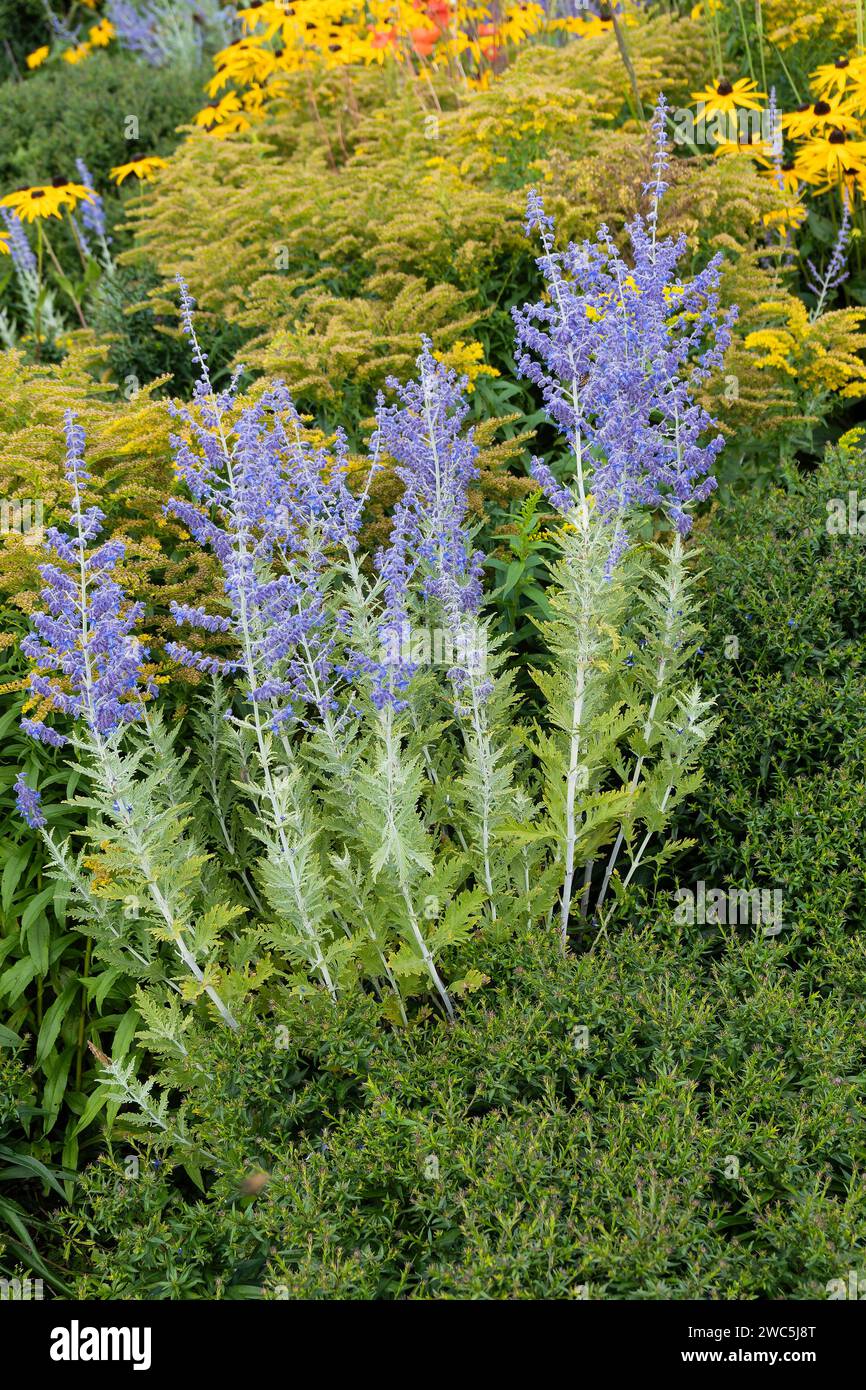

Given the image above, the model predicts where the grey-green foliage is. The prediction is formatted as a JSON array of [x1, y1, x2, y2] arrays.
[[17, 424, 715, 1165]]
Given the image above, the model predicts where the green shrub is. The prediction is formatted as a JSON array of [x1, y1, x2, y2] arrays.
[[693, 442, 866, 945], [0, 51, 203, 194], [58, 917, 866, 1299]]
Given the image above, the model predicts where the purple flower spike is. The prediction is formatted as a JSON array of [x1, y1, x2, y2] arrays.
[[14, 774, 45, 830], [370, 340, 485, 707], [20, 411, 155, 744], [513, 100, 736, 560]]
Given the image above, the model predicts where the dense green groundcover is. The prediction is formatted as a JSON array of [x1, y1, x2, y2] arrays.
[[53, 917, 866, 1300], [10, 444, 859, 1301]]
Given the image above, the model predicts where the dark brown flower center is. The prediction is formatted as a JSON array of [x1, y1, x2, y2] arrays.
[[30, 189, 45, 198], [835, 57, 849, 68], [828, 127, 847, 144], [813, 101, 832, 116], [716, 79, 734, 96]]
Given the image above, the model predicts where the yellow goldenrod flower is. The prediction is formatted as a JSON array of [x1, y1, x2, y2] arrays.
[[433, 340, 500, 391], [26, 46, 50, 70], [0, 181, 94, 222], [110, 156, 169, 185], [745, 327, 798, 375], [691, 77, 766, 118]]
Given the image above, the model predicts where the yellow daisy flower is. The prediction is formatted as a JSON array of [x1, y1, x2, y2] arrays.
[[0, 230, 9, 255], [691, 77, 766, 118], [26, 46, 50, 70], [782, 96, 861, 140], [63, 42, 92, 65], [110, 156, 169, 185], [810, 56, 866, 98], [757, 158, 801, 195], [762, 199, 807, 235], [89, 18, 115, 48], [194, 91, 244, 128], [0, 182, 94, 223], [794, 128, 866, 193], [712, 133, 774, 159]]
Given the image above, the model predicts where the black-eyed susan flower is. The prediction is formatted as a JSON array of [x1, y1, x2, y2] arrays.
[[63, 42, 92, 65], [794, 128, 866, 193], [810, 56, 866, 98], [110, 156, 169, 185], [691, 77, 766, 118], [25, 45, 50, 70], [0, 181, 94, 223], [194, 91, 244, 129], [757, 157, 801, 196], [712, 132, 774, 160], [88, 18, 115, 49], [782, 96, 861, 140], [762, 197, 807, 235]]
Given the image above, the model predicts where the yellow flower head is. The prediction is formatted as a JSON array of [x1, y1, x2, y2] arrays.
[[0, 230, 9, 255], [26, 46, 50, 70], [0, 181, 94, 223], [89, 18, 115, 49], [193, 91, 244, 129], [782, 96, 861, 140], [63, 42, 92, 65], [691, 77, 766, 118], [794, 128, 866, 193], [810, 55, 866, 98], [433, 340, 500, 392], [110, 156, 169, 185]]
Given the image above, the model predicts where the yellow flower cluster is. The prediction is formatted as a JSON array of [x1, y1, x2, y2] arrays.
[[26, 16, 114, 70], [760, 0, 853, 53], [201, 1, 550, 136], [745, 297, 866, 398], [433, 339, 499, 390], [693, 53, 866, 214]]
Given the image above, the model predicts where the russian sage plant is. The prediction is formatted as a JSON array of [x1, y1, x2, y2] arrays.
[[511, 94, 732, 942], [13, 97, 735, 1152]]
